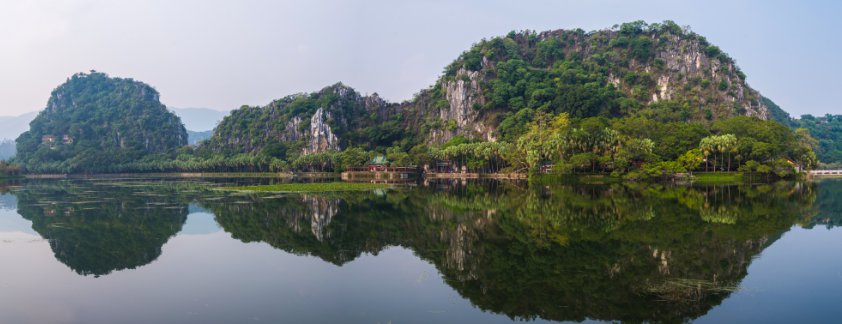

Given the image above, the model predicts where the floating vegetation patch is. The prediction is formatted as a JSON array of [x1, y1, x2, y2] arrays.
[[71, 201, 103, 205], [219, 182, 391, 193], [644, 278, 739, 302]]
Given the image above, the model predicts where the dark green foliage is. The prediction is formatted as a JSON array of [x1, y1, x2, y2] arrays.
[[15, 72, 187, 173], [498, 108, 535, 142], [483, 58, 620, 119], [261, 142, 288, 159], [630, 35, 654, 61], [761, 96, 792, 126], [436, 20, 761, 136], [612, 115, 710, 161], [201, 83, 413, 158], [718, 79, 729, 91], [793, 114, 842, 165]]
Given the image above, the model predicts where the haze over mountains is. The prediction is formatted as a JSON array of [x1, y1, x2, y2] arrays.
[[0, 112, 38, 142], [169, 107, 229, 132]]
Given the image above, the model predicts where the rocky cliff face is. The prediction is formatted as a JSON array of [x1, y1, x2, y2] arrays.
[[644, 32, 767, 118], [427, 68, 496, 143], [303, 108, 340, 154]]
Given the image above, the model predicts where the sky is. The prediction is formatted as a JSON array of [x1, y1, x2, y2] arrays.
[[0, 0, 840, 117]]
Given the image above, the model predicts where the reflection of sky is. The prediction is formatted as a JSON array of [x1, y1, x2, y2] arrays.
[[0, 232, 551, 324], [0, 194, 35, 235], [180, 203, 222, 235], [698, 226, 842, 323], [0, 193, 17, 210]]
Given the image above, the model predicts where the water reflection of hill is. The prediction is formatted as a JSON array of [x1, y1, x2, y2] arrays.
[[15, 181, 190, 277], [204, 180, 817, 323], [6, 177, 826, 321]]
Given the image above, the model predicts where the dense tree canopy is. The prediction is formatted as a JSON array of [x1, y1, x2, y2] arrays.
[[15, 72, 187, 173], [792, 114, 842, 166]]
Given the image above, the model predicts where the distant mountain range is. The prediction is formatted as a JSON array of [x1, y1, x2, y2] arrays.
[[0, 112, 38, 141], [187, 130, 213, 145], [0, 113, 37, 160]]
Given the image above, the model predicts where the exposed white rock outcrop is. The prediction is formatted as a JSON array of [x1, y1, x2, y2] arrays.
[[655, 34, 768, 119], [431, 68, 496, 143], [280, 116, 304, 142], [303, 107, 339, 154]]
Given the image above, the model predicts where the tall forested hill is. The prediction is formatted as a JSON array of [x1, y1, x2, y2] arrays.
[[207, 20, 778, 158], [200, 83, 403, 159], [405, 20, 771, 144], [15, 72, 187, 173]]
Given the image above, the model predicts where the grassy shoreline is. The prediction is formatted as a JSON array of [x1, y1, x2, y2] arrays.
[[219, 182, 392, 193], [20, 171, 813, 185], [690, 172, 744, 184]]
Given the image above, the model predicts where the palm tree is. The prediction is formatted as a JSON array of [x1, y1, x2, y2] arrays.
[[700, 137, 712, 172], [721, 134, 737, 171]]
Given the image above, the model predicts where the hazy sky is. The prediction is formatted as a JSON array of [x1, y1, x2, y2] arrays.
[[1, 0, 840, 117]]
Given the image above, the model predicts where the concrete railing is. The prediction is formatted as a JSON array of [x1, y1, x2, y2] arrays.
[[810, 170, 842, 176]]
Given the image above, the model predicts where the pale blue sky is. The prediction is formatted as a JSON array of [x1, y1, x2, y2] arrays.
[[0, 0, 839, 117]]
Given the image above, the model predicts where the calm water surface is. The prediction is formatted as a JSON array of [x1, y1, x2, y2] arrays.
[[0, 178, 840, 323]]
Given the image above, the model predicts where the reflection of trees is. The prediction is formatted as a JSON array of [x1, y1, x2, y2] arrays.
[[206, 180, 817, 323], [804, 180, 842, 229], [430, 182, 817, 322], [16, 181, 189, 277], [207, 192, 417, 265]]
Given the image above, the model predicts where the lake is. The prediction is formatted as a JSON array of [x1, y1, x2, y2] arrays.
[[0, 177, 840, 323]]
